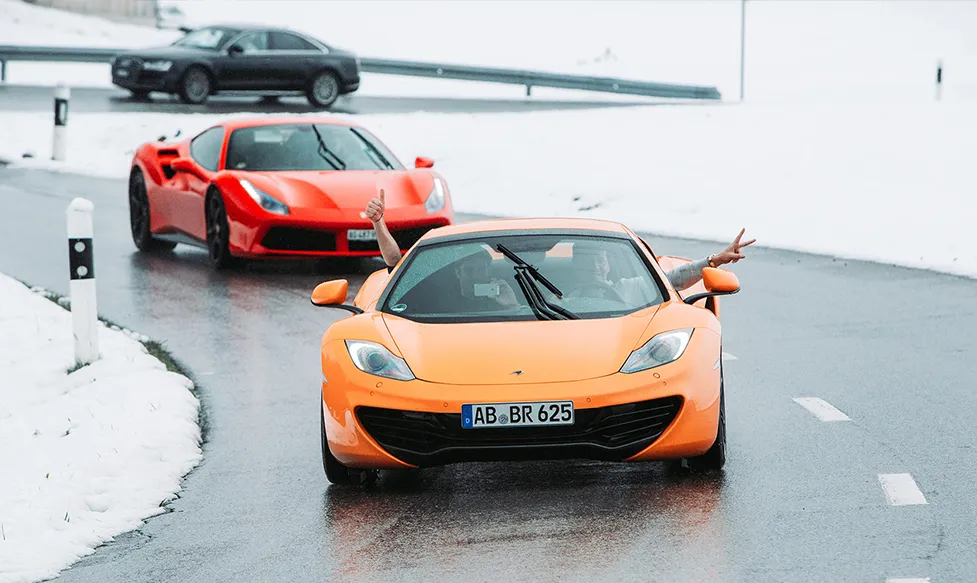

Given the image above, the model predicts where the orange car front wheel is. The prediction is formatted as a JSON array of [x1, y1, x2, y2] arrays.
[[684, 363, 726, 471], [320, 403, 378, 486]]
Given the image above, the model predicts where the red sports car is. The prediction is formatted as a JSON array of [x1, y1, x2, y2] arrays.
[[127, 116, 454, 269]]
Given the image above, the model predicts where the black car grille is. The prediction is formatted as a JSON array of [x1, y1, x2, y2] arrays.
[[347, 225, 438, 251], [261, 227, 337, 252], [356, 396, 684, 467]]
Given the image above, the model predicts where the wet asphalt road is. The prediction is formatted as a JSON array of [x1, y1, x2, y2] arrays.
[[3, 167, 977, 582], [0, 84, 652, 115]]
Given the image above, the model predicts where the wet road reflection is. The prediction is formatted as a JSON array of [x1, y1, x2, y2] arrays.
[[320, 461, 728, 582]]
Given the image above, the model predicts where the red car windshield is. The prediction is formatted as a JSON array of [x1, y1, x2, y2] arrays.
[[224, 124, 405, 172]]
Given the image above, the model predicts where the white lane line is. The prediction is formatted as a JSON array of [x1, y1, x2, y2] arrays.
[[722, 352, 738, 361], [887, 578, 930, 582], [792, 397, 851, 421], [878, 473, 928, 506]]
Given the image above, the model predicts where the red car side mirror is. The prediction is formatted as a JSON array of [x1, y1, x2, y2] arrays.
[[170, 157, 202, 178], [415, 156, 434, 169]]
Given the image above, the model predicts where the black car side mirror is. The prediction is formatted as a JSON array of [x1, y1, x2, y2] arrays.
[[228, 45, 244, 55]]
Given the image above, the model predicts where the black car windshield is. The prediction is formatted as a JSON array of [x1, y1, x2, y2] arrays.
[[172, 27, 238, 49], [224, 124, 406, 171], [381, 234, 665, 323]]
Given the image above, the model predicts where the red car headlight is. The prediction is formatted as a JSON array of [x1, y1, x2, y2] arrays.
[[240, 179, 289, 215]]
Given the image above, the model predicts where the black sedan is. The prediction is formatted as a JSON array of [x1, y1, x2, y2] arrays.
[[111, 25, 360, 108]]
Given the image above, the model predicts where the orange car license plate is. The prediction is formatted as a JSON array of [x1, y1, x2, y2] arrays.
[[462, 401, 574, 429]]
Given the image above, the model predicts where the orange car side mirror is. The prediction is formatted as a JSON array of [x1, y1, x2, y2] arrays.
[[311, 279, 363, 314], [702, 267, 740, 293], [415, 156, 434, 169], [683, 267, 740, 305]]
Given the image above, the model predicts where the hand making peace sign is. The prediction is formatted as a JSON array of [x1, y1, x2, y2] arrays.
[[709, 229, 756, 267]]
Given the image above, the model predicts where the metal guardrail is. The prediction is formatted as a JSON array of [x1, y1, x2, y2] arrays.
[[0, 45, 722, 101]]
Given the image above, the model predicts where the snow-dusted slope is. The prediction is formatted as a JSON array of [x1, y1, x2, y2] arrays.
[[0, 274, 202, 583]]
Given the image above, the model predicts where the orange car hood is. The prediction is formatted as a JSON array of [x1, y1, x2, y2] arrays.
[[243, 170, 432, 210], [382, 307, 660, 385]]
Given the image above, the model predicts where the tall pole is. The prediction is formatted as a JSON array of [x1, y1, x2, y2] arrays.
[[740, 0, 746, 102]]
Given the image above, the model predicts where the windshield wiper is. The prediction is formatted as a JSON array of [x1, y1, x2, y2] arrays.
[[350, 128, 395, 169], [512, 273, 550, 321], [496, 243, 577, 320], [310, 124, 346, 170]]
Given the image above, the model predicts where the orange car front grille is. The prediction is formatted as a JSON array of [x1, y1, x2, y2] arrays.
[[355, 396, 684, 467]]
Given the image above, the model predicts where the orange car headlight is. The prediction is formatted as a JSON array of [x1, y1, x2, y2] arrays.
[[620, 328, 693, 374], [345, 340, 415, 381]]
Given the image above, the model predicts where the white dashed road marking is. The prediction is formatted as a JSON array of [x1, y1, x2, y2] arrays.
[[792, 397, 851, 421], [722, 352, 738, 361], [887, 578, 930, 582], [878, 474, 928, 506]]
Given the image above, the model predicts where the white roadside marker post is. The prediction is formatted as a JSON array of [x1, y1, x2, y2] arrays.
[[53, 83, 70, 161], [67, 198, 98, 366]]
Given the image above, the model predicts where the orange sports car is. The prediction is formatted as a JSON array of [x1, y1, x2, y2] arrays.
[[311, 218, 741, 485], [127, 116, 453, 270]]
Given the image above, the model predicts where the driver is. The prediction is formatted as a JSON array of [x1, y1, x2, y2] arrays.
[[566, 241, 649, 304], [567, 230, 755, 302]]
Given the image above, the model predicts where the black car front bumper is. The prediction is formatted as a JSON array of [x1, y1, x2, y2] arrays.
[[111, 57, 179, 92]]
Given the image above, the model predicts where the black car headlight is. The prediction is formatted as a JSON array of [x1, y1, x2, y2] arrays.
[[142, 60, 173, 72]]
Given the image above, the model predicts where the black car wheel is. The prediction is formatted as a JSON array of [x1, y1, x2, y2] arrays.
[[179, 66, 211, 105], [307, 70, 340, 108], [686, 363, 727, 471], [205, 190, 235, 270], [129, 168, 176, 252]]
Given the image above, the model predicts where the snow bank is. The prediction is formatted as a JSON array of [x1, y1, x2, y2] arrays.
[[7, 0, 977, 102], [0, 103, 973, 280], [0, 274, 202, 583]]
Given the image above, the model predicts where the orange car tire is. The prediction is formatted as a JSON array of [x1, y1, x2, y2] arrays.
[[685, 365, 726, 471], [320, 402, 379, 486]]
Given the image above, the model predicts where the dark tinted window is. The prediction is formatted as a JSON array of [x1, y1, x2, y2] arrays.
[[225, 123, 405, 171], [189, 126, 225, 171], [381, 235, 664, 323], [270, 32, 319, 51], [230, 32, 269, 53]]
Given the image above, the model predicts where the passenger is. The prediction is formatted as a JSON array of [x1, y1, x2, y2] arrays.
[[452, 249, 519, 309]]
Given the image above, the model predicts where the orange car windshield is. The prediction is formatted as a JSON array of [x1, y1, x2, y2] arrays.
[[224, 124, 404, 172], [381, 234, 665, 323]]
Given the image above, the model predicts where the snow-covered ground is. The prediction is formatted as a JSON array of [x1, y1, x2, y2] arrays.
[[0, 103, 974, 280], [5, 0, 977, 102], [0, 274, 202, 583]]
